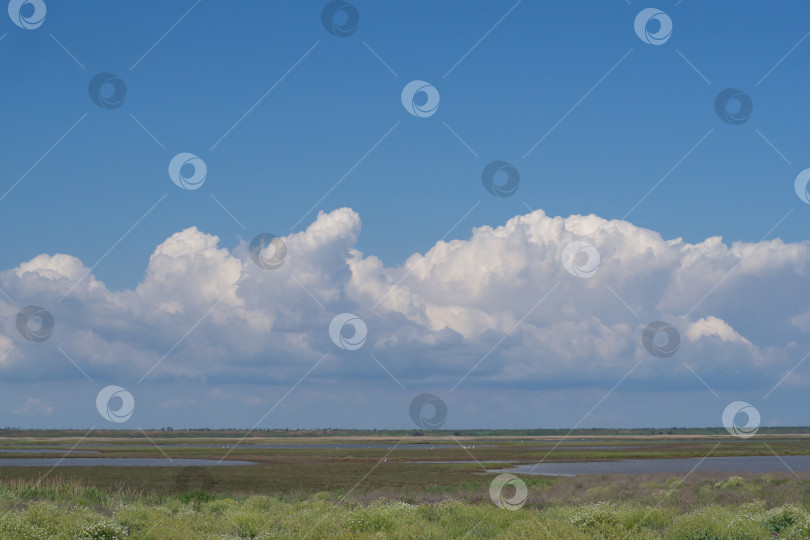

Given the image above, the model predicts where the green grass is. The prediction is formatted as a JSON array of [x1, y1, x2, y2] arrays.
[[0, 432, 808, 537], [0, 431, 809, 500], [0, 477, 808, 539]]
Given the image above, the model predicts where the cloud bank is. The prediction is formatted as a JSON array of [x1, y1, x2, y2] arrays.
[[1, 208, 808, 401]]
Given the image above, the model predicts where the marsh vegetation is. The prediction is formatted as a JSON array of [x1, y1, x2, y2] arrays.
[[0, 431, 808, 538]]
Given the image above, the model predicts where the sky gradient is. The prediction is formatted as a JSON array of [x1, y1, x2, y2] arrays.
[[1, 0, 809, 430]]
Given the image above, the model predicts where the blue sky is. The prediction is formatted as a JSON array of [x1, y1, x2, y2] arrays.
[[1, 1, 810, 429]]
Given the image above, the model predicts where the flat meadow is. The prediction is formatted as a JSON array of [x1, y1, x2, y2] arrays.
[[0, 429, 808, 538]]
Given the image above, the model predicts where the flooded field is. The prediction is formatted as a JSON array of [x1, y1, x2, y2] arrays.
[[0, 430, 808, 495], [495, 455, 810, 476], [0, 457, 256, 467]]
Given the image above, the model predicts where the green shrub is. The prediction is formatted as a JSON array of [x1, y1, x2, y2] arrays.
[[81, 487, 107, 505], [763, 504, 809, 534], [668, 505, 770, 540], [203, 497, 238, 515], [178, 489, 215, 504], [0, 477, 808, 539], [716, 476, 745, 490], [664, 478, 684, 489], [76, 521, 127, 540], [570, 501, 621, 529], [0, 512, 52, 540], [228, 509, 267, 538], [344, 508, 395, 533]]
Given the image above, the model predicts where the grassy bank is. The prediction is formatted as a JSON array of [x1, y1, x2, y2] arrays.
[[1, 431, 809, 498], [3, 466, 810, 507], [0, 476, 809, 539]]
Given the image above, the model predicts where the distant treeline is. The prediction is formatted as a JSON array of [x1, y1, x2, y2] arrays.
[[2, 426, 810, 438]]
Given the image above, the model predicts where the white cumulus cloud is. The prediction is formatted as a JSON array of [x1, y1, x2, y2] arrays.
[[687, 316, 751, 345], [0, 207, 807, 397]]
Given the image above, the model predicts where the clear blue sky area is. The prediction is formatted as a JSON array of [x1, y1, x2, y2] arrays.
[[2, 1, 808, 289]]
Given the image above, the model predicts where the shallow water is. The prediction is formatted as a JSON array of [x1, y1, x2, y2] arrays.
[[0, 458, 255, 467], [0, 449, 100, 454], [494, 455, 810, 476]]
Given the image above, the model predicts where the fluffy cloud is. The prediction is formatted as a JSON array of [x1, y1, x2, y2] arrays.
[[0, 208, 808, 398], [792, 310, 810, 333], [687, 316, 751, 345]]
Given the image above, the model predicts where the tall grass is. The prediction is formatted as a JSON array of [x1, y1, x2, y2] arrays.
[[0, 476, 807, 538]]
